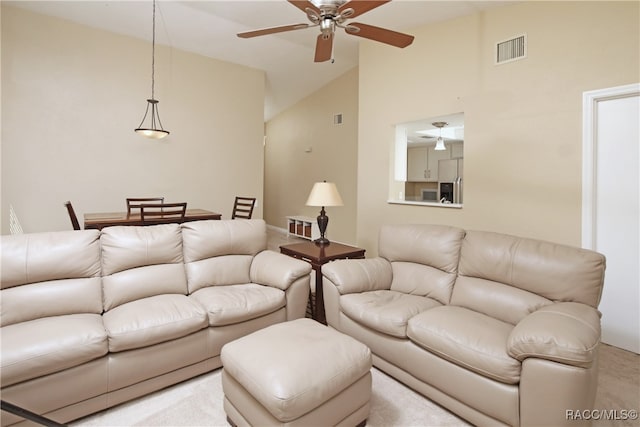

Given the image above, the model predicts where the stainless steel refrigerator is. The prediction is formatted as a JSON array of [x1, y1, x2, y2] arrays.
[[438, 158, 463, 203]]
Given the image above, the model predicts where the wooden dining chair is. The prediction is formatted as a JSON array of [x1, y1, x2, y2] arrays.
[[140, 202, 187, 224], [64, 201, 81, 230], [126, 197, 164, 215], [231, 197, 256, 219]]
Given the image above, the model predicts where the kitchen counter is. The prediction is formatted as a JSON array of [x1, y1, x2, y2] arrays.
[[387, 199, 463, 208]]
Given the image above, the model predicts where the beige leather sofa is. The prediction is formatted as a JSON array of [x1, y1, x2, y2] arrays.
[[322, 224, 606, 427], [1, 219, 311, 426]]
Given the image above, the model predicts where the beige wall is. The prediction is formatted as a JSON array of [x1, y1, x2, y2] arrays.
[[1, 6, 265, 233], [357, 1, 639, 255], [264, 68, 358, 244]]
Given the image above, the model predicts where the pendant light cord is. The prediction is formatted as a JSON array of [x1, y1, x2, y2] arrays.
[[135, 0, 169, 138], [151, 0, 156, 100]]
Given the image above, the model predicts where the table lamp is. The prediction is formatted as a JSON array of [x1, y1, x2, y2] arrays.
[[306, 181, 343, 246]]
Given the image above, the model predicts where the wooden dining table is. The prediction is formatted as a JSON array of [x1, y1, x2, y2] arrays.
[[83, 208, 222, 230]]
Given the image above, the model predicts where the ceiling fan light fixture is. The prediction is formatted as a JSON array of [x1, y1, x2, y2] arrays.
[[345, 25, 360, 34], [306, 7, 321, 22], [339, 7, 355, 19], [320, 18, 335, 32]]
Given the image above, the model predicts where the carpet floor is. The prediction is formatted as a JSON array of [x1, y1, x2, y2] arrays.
[[69, 341, 639, 426], [70, 367, 468, 427]]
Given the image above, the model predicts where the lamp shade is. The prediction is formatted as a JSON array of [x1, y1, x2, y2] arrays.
[[306, 182, 344, 207]]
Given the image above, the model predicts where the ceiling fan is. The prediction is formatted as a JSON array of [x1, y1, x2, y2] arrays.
[[237, 0, 415, 62]]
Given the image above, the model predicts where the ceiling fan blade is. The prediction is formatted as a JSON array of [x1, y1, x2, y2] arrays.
[[345, 22, 414, 48], [288, 0, 322, 16], [338, 1, 390, 19], [314, 33, 334, 62], [237, 23, 310, 38]]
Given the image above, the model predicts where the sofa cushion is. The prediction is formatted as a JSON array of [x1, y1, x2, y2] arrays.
[[341, 290, 441, 338], [407, 306, 521, 384], [184, 255, 253, 294], [452, 276, 551, 326], [190, 284, 286, 326], [101, 224, 184, 276], [102, 263, 189, 311], [1, 230, 101, 289], [457, 230, 606, 309], [379, 224, 464, 271], [389, 262, 455, 305], [181, 220, 267, 294], [181, 219, 267, 262], [0, 314, 108, 387], [1, 230, 102, 327], [101, 224, 188, 311], [103, 294, 208, 352], [1, 278, 103, 328]]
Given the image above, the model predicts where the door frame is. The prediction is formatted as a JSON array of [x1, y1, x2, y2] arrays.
[[581, 83, 640, 249]]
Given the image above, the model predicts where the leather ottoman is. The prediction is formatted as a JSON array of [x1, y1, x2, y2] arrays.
[[221, 318, 372, 426]]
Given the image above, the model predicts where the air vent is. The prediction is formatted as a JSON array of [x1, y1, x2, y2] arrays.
[[496, 34, 527, 65], [334, 113, 343, 125]]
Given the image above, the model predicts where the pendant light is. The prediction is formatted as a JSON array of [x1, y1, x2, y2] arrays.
[[135, 0, 169, 139], [432, 121, 448, 151]]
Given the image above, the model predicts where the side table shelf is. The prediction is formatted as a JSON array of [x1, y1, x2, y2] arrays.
[[286, 216, 320, 241]]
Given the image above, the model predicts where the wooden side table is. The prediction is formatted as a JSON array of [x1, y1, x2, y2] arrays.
[[280, 241, 365, 324]]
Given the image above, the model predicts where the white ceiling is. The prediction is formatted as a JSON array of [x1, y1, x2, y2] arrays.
[[402, 112, 464, 146], [8, 0, 512, 120]]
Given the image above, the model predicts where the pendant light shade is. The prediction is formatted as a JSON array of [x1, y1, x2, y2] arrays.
[[135, 0, 169, 139], [135, 99, 169, 139], [432, 121, 448, 151]]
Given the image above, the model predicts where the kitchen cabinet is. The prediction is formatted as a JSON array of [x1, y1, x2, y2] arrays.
[[438, 158, 463, 182], [427, 146, 450, 181], [407, 147, 428, 181], [407, 144, 461, 182], [450, 142, 464, 158]]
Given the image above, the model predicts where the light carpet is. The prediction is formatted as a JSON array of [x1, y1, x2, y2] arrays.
[[70, 367, 468, 426]]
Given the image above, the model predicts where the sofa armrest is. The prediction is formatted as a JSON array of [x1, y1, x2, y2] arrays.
[[322, 258, 392, 295], [507, 302, 601, 368], [250, 250, 312, 290]]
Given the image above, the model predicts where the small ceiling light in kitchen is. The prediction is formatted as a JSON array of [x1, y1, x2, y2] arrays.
[[432, 121, 448, 151], [135, 0, 169, 139]]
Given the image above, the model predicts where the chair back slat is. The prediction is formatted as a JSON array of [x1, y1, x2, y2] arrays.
[[140, 202, 187, 225], [231, 197, 256, 219], [126, 197, 164, 215]]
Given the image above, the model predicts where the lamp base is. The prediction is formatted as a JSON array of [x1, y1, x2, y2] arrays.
[[316, 207, 330, 246], [314, 237, 330, 246]]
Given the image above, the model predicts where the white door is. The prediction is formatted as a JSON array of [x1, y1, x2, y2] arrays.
[[583, 84, 640, 354]]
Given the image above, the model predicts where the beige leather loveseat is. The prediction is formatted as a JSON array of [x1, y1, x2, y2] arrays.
[[322, 224, 606, 427], [1, 219, 311, 426]]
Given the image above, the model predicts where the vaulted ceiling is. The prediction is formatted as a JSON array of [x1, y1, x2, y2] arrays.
[[8, 1, 512, 120]]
